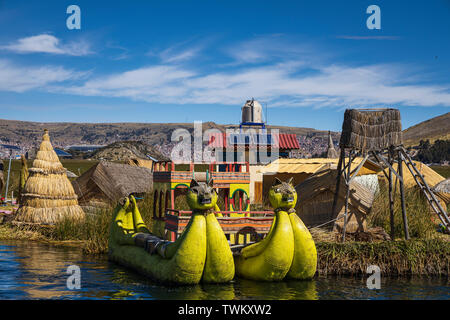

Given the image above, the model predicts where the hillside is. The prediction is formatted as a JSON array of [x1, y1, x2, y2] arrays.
[[0, 118, 328, 150], [403, 112, 450, 147], [1, 111, 448, 155], [89, 141, 169, 161]]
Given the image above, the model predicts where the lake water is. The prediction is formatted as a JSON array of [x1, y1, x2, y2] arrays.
[[0, 240, 448, 300]]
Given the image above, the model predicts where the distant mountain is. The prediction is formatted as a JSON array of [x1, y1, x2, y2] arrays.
[[403, 112, 450, 147], [0, 119, 328, 148], [1, 111, 448, 155]]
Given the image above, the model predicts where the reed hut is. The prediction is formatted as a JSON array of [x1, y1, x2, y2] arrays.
[[127, 158, 154, 170], [295, 169, 375, 233], [72, 161, 153, 211], [340, 109, 403, 151], [259, 157, 381, 199], [14, 129, 85, 224]]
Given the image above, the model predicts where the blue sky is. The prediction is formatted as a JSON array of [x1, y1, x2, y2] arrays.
[[0, 0, 449, 131]]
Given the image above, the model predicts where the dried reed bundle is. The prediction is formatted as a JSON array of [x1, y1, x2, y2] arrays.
[[340, 109, 403, 151], [15, 129, 85, 224], [433, 178, 450, 204], [16, 205, 85, 224], [18, 155, 29, 205]]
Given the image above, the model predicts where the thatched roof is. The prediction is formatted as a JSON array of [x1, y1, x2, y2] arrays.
[[378, 161, 445, 188], [127, 158, 154, 170], [340, 109, 403, 151], [72, 161, 153, 205], [66, 169, 78, 178], [433, 178, 450, 203], [433, 178, 450, 193], [15, 129, 85, 224], [259, 157, 381, 176]]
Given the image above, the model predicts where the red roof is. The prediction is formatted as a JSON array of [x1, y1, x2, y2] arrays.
[[207, 132, 300, 150]]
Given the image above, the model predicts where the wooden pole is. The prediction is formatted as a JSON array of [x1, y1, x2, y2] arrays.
[[399, 148, 450, 226], [331, 147, 345, 229], [341, 151, 352, 242], [4, 155, 12, 201], [397, 151, 410, 240], [388, 149, 395, 241]]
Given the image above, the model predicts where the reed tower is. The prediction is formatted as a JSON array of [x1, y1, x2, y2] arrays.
[[15, 129, 85, 224]]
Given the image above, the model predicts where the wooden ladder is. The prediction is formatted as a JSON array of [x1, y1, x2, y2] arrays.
[[398, 147, 450, 229]]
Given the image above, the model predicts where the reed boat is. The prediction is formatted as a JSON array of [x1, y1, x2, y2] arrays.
[[108, 179, 234, 285]]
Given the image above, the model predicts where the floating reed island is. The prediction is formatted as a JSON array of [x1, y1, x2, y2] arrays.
[[14, 129, 85, 224]]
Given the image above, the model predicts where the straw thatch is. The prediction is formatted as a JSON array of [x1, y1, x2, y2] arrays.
[[66, 169, 78, 178], [295, 169, 375, 233], [340, 109, 403, 151], [72, 161, 153, 210], [378, 160, 445, 188], [18, 155, 29, 205], [14, 130, 85, 224], [127, 158, 154, 170], [260, 157, 382, 198], [433, 178, 450, 204]]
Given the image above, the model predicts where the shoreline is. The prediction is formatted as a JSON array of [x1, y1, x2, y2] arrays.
[[1, 223, 448, 277]]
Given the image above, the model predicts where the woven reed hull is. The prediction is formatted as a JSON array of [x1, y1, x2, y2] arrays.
[[340, 109, 403, 151], [15, 205, 85, 224]]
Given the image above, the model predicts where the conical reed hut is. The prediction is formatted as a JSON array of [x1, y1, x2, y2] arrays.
[[15, 129, 85, 224]]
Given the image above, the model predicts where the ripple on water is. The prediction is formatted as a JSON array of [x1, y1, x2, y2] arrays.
[[0, 240, 448, 300]]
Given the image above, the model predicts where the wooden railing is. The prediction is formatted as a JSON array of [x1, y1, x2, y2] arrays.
[[165, 209, 273, 217]]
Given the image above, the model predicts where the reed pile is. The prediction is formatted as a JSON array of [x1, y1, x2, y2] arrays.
[[369, 184, 437, 239], [317, 240, 449, 276], [14, 129, 85, 224]]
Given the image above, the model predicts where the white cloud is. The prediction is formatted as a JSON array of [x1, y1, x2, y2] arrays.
[[0, 34, 92, 56], [223, 35, 314, 65], [159, 47, 202, 63], [0, 59, 86, 92], [2, 35, 450, 109], [57, 59, 450, 108]]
